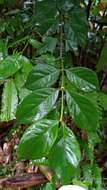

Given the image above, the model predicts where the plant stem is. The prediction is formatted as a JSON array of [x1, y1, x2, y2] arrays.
[[60, 59, 64, 122], [87, 0, 92, 19], [59, 15, 64, 122], [21, 41, 29, 54]]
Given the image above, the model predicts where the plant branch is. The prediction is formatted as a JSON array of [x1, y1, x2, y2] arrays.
[[87, 0, 92, 19], [59, 14, 64, 122], [0, 173, 47, 189]]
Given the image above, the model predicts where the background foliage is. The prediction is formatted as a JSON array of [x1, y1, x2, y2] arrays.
[[0, 0, 107, 190]]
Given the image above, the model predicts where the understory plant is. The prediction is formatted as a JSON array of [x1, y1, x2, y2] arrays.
[[0, 0, 107, 190]]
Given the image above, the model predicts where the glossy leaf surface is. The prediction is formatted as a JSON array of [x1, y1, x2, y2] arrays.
[[66, 90, 99, 131], [26, 64, 60, 90], [16, 88, 59, 124], [66, 67, 99, 92], [0, 55, 22, 80], [19, 88, 32, 102], [0, 79, 18, 121], [49, 125, 81, 184], [18, 119, 59, 159]]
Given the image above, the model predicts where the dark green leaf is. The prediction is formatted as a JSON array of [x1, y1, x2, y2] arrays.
[[70, 7, 88, 46], [26, 64, 60, 90], [66, 67, 99, 92], [46, 107, 60, 120], [16, 88, 59, 124], [66, 90, 99, 132], [98, 92, 107, 110], [79, 141, 94, 161], [64, 23, 78, 52], [96, 38, 107, 72], [18, 119, 59, 159], [38, 37, 57, 54], [35, 1, 57, 34], [0, 79, 18, 121], [65, 7, 88, 51], [56, 0, 80, 8], [0, 39, 8, 60], [49, 124, 81, 184]]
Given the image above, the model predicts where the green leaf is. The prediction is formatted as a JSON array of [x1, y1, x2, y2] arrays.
[[14, 71, 26, 90], [19, 88, 32, 102], [66, 67, 99, 92], [82, 163, 102, 189], [38, 37, 57, 54], [16, 88, 59, 124], [82, 164, 93, 185], [26, 64, 60, 90], [33, 54, 59, 67], [64, 23, 78, 53], [57, 0, 80, 8], [88, 130, 100, 146], [46, 107, 60, 120], [18, 119, 59, 159], [70, 8, 88, 46], [66, 90, 99, 132], [29, 38, 42, 49], [79, 140, 94, 161], [35, 1, 57, 34], [0, 0, 5, 4], [31, 157, 48, 166], [49, 124, 81, 184], [44, 182, 56, 190], [0, 79, 18, 121], [21, 56, 32, 76], [41, 54, 57, 66], [0, 54, 22, 81], [0, 39, 8, 60], [14, 57, 32, 90], [92, 164, 102, 190], [65, 7, 88, 51], [96, 38, 107, 72], [98, 92, 107, 110]]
